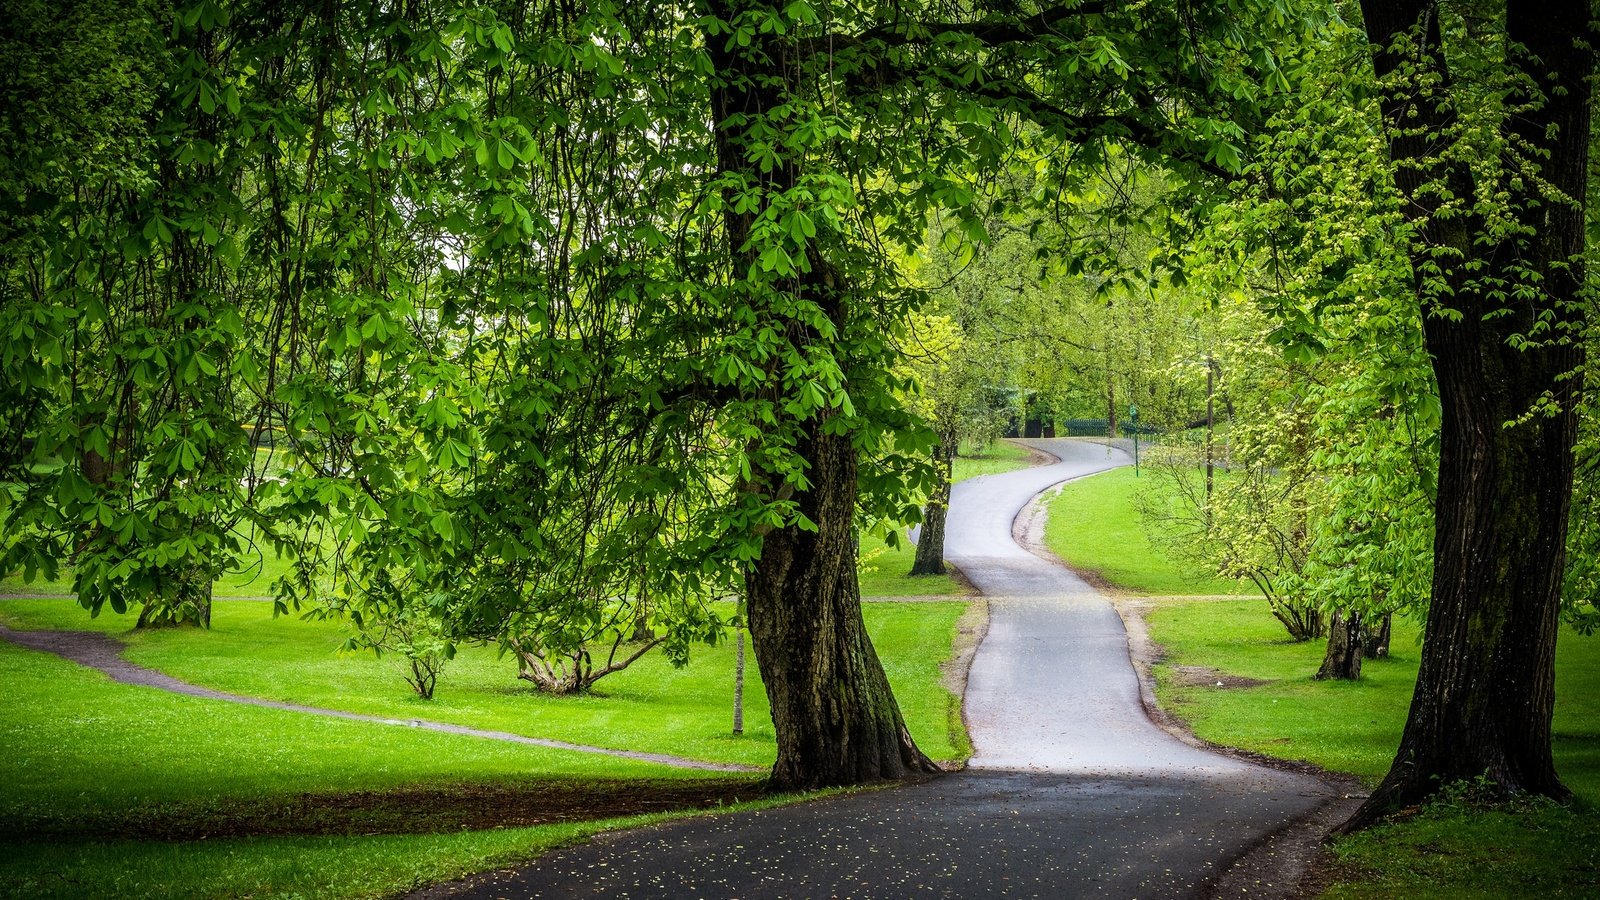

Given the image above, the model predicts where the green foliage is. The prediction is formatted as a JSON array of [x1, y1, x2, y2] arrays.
[[1139, 13, 1442, 648], [0, 0, 1370, 790], [334, 589, 456, 700], [1133, 304, 1334, 639], [1567, 367, 1600, 632], [0, 0, 261, 625], [0, 0, 1313, 702]]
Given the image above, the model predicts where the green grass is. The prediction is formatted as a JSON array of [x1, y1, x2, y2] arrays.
[[0, 637, 748, 898], [2, 819, 650, 900], [857, 537, 967, 597], [1044, 467, 1251, 595], [0, 598, 971, 770], [951, 439, 1035, 482], [1144, 599, 1600, 898], [1323, 795, 1600, 899], [0, 640, 703, 834], [0, 593, 965, 898], [1147, 601, 1421, 778], [857, 439, 1036, 597]]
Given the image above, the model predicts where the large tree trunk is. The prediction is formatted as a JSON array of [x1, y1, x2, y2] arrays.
[[706, 0, 937, 790], [1346, 0, 1593, 828], [910, 425, 956, 576], [747, 425, 940, 790], [1316, 609, 1363, 681]]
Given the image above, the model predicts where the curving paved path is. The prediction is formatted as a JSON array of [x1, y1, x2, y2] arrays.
[[953, 440, 1256, 776], [422, 438, 1334, 899]]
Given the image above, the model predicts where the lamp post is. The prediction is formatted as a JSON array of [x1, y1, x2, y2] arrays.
[[1130, 403, 1139, 476]]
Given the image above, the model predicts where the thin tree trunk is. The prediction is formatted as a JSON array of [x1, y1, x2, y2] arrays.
[[1345, 0, 1592, 828], [1107, 378, 1118, 438], [1316, 609, 1363, 681], [1205, 354, 1215, 508], [629, 610, 655, 643], [911, 425, 955, 576], [136, 566, 211, 629], [1362, 613, 1391, 659], [732, 623, 745, 736]]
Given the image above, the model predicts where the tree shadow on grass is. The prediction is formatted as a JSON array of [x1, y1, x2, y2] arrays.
[[3, 778, 767, 842]]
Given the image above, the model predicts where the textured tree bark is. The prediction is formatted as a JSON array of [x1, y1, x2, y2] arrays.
[[511, 635, 663, 695], [746, 423, 941, 789], [1346, 0, 1593, 829], [910, 426, 956, 576], [1316, 610, 1363, 681], [705, 0, 938, 790]]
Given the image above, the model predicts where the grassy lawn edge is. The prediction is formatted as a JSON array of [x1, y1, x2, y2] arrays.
[[1124, 597, 1600, 899], [0, 787, 854, 900]]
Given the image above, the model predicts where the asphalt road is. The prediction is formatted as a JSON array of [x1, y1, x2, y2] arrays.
[[425, 438, 1332, 899], [952, 439, 1256, 776]]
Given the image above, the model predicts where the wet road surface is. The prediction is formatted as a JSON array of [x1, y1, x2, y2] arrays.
[[952, 440, 1255, 776], [424, 438, 1333, 899]]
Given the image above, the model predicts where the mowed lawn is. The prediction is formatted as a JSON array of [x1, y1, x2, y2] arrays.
[[1034, 462, 1598, 897], [1043, 466, 1252, 596], [0, 598, 971, 774], [0, 597, 971, 898], [0, 635, 770, 899]]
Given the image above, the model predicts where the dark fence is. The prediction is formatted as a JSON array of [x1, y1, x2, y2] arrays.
[[1058, 418, 1161, 437]]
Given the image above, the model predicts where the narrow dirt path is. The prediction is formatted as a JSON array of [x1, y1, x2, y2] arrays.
[[418, 438, 1337, 899], [0, 625, 757, 774]]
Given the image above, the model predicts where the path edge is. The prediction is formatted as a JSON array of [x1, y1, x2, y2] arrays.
[[1111, 599, 1369, 899], [998, 453, 1368, 899]]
